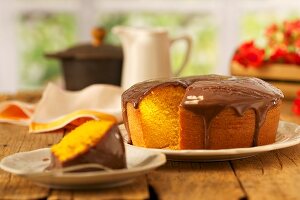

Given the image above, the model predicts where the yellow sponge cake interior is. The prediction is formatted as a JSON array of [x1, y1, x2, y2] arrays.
[[51, 120, 115, 163]]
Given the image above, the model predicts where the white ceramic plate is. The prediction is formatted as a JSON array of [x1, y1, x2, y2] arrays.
[[121, 121, 300, 161], [0, 146, 166, 189]]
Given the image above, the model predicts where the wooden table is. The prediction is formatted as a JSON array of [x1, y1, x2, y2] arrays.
[[0, 93, 300, 200]]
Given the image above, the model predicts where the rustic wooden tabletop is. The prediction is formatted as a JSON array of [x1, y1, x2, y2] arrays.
[[0, 92, 300, 200]]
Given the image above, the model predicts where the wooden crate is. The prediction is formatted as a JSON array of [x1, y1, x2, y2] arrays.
[[231, 62, 300, 100]]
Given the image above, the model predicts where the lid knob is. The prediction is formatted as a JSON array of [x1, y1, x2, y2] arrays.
[[91, 27, 106, 46]]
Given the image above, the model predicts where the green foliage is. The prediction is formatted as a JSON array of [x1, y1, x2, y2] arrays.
[[241, 12, 300, 42], [19, 13, 76, 89]]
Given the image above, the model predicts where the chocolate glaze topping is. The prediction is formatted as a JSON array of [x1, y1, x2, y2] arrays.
[[48, 125, 126, 171], [121, 75, 283, 147], [182, 76, 283, 148], [122, 75, 228, 108], [121, 75, 227, 139]]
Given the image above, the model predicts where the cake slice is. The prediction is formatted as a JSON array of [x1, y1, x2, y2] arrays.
[[49, 120, 126, 170]]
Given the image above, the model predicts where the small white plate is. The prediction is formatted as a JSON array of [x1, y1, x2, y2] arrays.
[[0, 146, 166, 189], [122, 121, 300, 161]]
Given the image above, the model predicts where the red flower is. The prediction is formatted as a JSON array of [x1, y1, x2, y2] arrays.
[[234, 19, 300, 68], [270, 48, 300, 65], [295, 39, 300, 49], [265, 24, 278, 37], [284, 20, 300, 37], [293, 92, 300, 116], [233, 41, 265, 68], [269, 48, 288, 63], [286, 52, 300, 65]]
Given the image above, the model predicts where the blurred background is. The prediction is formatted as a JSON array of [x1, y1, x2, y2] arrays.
[[1, 0, 300, 92]]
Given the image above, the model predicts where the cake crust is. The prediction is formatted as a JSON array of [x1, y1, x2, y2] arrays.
[[179, 103, 281, 149]]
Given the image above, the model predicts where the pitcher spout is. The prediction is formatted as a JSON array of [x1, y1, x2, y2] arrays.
[[112, 26, 125, 36], [112, 26, 134, 45]]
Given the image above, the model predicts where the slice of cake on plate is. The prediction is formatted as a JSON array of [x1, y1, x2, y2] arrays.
[[49, 120, 126, 170]]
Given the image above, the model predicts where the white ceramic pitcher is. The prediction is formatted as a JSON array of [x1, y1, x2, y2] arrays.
[[113, 26, 192, 89]]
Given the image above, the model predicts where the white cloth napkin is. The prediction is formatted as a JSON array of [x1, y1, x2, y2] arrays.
[[29, 83, 123, 133]]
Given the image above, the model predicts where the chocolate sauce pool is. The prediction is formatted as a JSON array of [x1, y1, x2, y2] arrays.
[[122, 75, 283, 147]]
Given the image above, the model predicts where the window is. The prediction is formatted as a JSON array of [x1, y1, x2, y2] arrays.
[[19, 13, 76, 89], [1, 0, 299, 92]]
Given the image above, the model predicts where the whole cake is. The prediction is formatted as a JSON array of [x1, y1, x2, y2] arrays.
[[122, 75, 284, 150], [49, 120, 126, 170]]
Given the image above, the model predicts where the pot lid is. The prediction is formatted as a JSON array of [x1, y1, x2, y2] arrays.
[[46, 27, 123, 60]]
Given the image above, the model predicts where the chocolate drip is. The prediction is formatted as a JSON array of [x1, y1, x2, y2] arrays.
[[121, 75, 228, 142], [185, 105, 224, 148], [182, 77, 283, 148], [48, 125, 126, 171]]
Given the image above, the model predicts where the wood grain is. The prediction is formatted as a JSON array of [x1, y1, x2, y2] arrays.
[[0, 91, 300, 200], [0, 91, 42, 103], [147, 161, 245, 200], [231, 144, 300, 200], [48, 177, 149, 200], [0, 124, 63, 200], [231, 62, 300, 82]]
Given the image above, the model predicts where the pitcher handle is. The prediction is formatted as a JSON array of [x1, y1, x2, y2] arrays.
[[170, 35, 192, 76]]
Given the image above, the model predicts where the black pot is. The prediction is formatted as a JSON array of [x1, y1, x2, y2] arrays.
[[46, 43, 123, 91]]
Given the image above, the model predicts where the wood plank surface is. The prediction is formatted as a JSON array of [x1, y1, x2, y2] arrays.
[[231, 62, 300, 82], [0, 92, 149, 200], [0, 92, 300, 200], [231, 145, 300, 200], [0, 124, 63, 200], [147, 161, 245, 200], [0, 91, 41, 103], [0, 125, 149, 200], [49, 177, 149, 200]]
